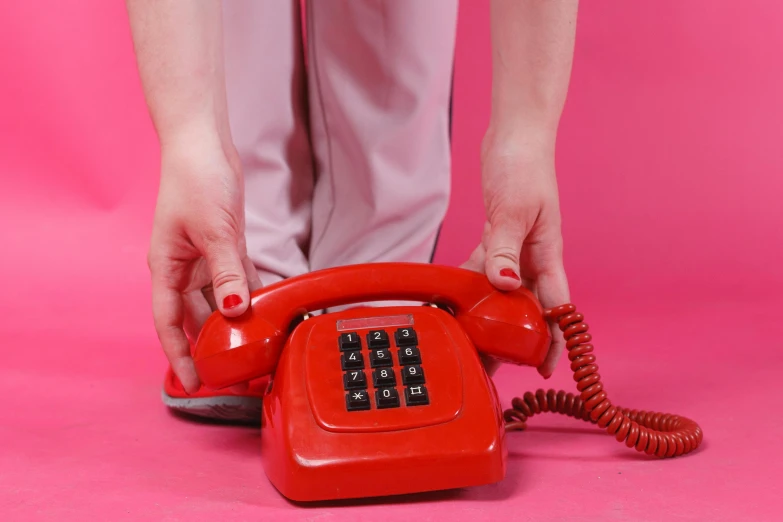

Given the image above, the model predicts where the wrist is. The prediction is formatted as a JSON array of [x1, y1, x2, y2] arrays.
[[159, 125, 243, 180], [482, 122, 558, 162]]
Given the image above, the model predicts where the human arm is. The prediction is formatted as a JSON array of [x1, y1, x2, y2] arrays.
[[126, 0, 260, 392], [462, 0, 579, 377]]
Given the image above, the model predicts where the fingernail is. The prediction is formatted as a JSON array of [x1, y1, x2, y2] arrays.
[[499, 268, 520, 281], [222, 294, 242, 309]]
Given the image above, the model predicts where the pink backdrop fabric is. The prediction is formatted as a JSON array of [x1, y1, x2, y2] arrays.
[[1, 1, 782, 521]]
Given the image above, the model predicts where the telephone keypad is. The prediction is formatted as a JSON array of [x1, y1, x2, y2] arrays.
[[341, 350, 364, 370], [346, 389, 371, 411], [340, 325, 430, 411], [370, 348, 393, 368], [367, 330, 390, 349], [397, 346, 421, 366], [394, 327, 418, 346], [343, 369, 367, 390], [401, 364, 425, 385], [373, 368, 396, 387], [405, 385, 429, 406], [339, 332, 361, 351], [375, 387, 400, 409]]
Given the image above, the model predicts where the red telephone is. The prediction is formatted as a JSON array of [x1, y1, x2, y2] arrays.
[[193, 262, 702, 501]]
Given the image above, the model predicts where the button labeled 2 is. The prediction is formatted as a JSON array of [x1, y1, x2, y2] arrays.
[[367, 330, 390, 349]]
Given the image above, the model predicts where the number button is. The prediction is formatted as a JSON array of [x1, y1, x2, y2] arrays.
[[341, 350, 364, 370], [339, 332, 361, 351], [401, 365, 425, 385], [375, 387, 400, 409], [373, 368, 396, 387], [346, 390, 371, 411], [367, 330, 390, 349], [397, 346, 421, 365], [343, 370, 367, 390], [394, 327, 418, 346], [405, 385, 429, 406], [370, 348, 393, 368]]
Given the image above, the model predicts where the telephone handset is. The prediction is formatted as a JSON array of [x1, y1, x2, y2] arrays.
[[193, 262, 702, 502]]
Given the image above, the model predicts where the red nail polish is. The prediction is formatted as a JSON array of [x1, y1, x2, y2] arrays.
[[223, 294, 242, 309], [500, 268, 520, 281]]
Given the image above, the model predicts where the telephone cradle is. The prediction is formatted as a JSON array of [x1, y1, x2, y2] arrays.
[[192, 262, 703, 501]]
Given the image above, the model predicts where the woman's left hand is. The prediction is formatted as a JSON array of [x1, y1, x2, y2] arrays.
[[461, 128, 570, 378]]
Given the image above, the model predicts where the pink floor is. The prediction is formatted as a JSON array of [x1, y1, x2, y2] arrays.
[[1, 214, 780, 521]]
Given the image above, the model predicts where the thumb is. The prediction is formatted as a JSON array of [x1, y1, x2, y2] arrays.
[[202, 233, 251, 317], [484, 216, 528, 291]]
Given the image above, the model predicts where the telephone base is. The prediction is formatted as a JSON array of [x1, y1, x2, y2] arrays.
[[258, 305, 508, 502]]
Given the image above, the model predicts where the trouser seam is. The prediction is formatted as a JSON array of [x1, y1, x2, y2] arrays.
[[305, 0, 337, 258]]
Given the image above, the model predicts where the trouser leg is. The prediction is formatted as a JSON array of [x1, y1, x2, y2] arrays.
[[304, 0, 458, 274], [222, 0, 314, 286]]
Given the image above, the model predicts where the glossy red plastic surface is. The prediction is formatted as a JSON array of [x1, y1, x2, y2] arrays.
[[259, 305, 507, 501], [193, 263, 551, 390]]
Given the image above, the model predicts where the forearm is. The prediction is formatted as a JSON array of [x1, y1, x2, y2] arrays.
[[125, 0, 231, 149], [488, 0, 579, 140]]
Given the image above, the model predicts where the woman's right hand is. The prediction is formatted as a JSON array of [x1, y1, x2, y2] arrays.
[[147, 132, 262, 393]]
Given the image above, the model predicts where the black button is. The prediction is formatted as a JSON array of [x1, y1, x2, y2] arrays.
[[401, 365, 425, 385], [375, 387, 400, 409], [370, 348, 393, 367], [373, 367, 397, 387], [397, 346, 421, 365], [394, 327, 418, 346], [346, 389, 371, 411], [339, 332, 361, 351], [367, 330, 390, 348], [343, 370, 367, 390], [405, 385, 429, 406], [341, 350, 364, 370]]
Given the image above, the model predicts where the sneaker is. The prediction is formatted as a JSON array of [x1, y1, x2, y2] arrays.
[[161, 366, 266, 424]]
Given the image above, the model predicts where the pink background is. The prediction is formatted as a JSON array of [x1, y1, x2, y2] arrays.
[[1, 1, 782, 520]]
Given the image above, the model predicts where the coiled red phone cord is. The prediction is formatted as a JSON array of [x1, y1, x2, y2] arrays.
[[502, 304, 703, 458]]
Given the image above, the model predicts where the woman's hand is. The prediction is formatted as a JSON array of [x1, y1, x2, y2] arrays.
[[147, 132, 262, 393], [461, 129, 570, 378]]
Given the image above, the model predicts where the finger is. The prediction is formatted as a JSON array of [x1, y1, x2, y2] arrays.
[[151, 278, 200, 393], [224, 254, 262, 394], [460, 242, 486, 273], [201, 283, 218, 311], [484, 214, 527, 291], [201, 233, 251, 317], [242, 254, 263, 293], [182, 289, 214, 342], [534, 266, 571, 378]]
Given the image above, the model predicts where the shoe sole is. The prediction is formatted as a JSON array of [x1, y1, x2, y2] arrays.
[[161, 389, 262, 424]]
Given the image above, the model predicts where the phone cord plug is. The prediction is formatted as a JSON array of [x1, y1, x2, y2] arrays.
[[502, 304, 703, 458]]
